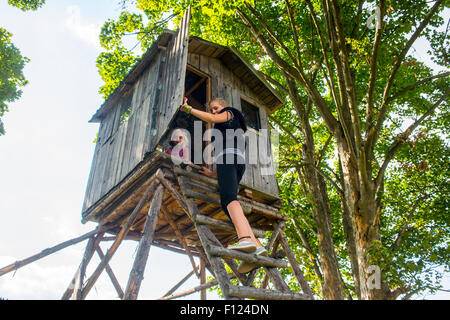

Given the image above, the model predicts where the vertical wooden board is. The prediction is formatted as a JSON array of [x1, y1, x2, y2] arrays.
[[190, 53, 200, 69], [100, 136, 115, 197], [85, 121, 105, 209], [136, 90, 152, 160], [128, 104, 143, 173], [231, 88, 241, 111], [162, 31, 180, 131], [259, 106, 278, 196], [156, 49, 172, 144], [209, 58, 221, 98], [107, 129, 121, 193], [120, 111, 137, 180], [257, 105, 269, 193], [221, 63, 233, 104], [210, 75, 219, 99], [252, 135, 264, 193], [118, 113, 135, 182], [82, 128, 102, 212], [114, 121, 128, 185], [131, 79, 142, 114], [241, 130, 256, 188], [138, 65, 152, 106], [143, 55, 162, 156], [100, 111, 114, 145], [223, 84, 232, 107], [110, 103, 121, 136], [90, 139, 108, 205], [199, 54, 209, 75]]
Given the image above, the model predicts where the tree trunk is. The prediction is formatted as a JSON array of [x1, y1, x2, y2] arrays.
[[337, 137, 390, 300], [301, 133, 344, 300], [286, 77, 344, 299]]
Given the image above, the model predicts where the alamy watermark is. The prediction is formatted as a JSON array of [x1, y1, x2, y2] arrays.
[[367, 265, 381, 290], [367, 5, 382, 30]]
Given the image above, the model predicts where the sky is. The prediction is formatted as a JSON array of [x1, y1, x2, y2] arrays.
[[0, 0, 448, 300]]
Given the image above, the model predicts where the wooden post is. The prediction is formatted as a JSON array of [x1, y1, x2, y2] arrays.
[[123, 184, 165, 300], [279, 233, 314, 298], [95, 244, 124, 299], [162, 265, 199, 298], [158, 273, 238, 300], [161, 204, 199, 278], [72, 235, 100, 300], [61, 231, 104, 300], [200, 258, 207, 300], [81, 179, 160, 300]]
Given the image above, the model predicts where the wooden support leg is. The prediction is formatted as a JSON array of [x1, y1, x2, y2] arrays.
[[195, 223, 235, 300], [279, 233, 314, 298], [244, 222, 284, 287], [162, 264, 199, 298], [81, 179, 160, 300], [161, 204, 199, 278], [95, 244, 124, 299], [123, 184, 165, 300], [72, 234, 102, 300], [61, 231, 104, 300], [200, 258, 207, 300], [158, 273, 238, 300], [0, 227, 102, 278]]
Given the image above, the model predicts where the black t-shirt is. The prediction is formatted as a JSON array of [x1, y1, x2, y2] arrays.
[[212, 107, 247, 161]]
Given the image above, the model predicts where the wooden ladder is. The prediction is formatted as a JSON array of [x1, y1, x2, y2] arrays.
[[172, 167, 314, 300]]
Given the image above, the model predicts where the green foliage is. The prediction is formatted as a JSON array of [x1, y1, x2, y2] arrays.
[[0, 28, 29, 135], [96, 46, 140, 99], [0, 0, 46, 135], [7, 0, 45, 11]]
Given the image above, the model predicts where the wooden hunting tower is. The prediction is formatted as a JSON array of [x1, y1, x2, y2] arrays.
[[0, 8, 314, 300]]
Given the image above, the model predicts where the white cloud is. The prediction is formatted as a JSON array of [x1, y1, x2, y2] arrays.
[[64, 5, 102, 51], [0, 256, 75, 300]]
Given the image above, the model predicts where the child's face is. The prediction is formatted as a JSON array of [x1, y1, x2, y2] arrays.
[[170, 133, 184, 145]]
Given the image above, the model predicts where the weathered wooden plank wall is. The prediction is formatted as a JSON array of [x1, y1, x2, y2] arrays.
[[151, 7, 190, 153], [82, 54, 162, 212]]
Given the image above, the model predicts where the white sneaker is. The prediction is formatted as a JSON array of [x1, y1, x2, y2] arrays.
[[237, 247, 268, 273], [227, 241, 257, 253]]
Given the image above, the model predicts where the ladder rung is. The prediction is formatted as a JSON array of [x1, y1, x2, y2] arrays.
[[184, 189, 252, 214], [227, 285, 313, 300], [194, 214, 267, 238], [206, 245, 288, 269]]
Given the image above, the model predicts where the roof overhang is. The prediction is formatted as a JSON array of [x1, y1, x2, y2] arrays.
[[89, 31, 283, 123]]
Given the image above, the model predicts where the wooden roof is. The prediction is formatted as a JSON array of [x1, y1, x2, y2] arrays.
[[89, 31, 283, 123]]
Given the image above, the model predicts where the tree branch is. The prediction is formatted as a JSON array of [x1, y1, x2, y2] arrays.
[[390, 193, 429, 253], [236, 6, 340, 135], [328, 0, 361, 149], [285, 0, 302, 67], [366, 0, 387, 133], [369, 0, 445, 151], [386, 71, 450, 104], [268, 114, 302, 145], [316, 0, 358, 158], [244, 2, 303, 72], [256, 70, 289, 96], [375, 87, 450, 189]]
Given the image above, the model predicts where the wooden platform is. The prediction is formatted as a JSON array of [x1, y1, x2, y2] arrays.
[[82, 151, 286, 252]]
